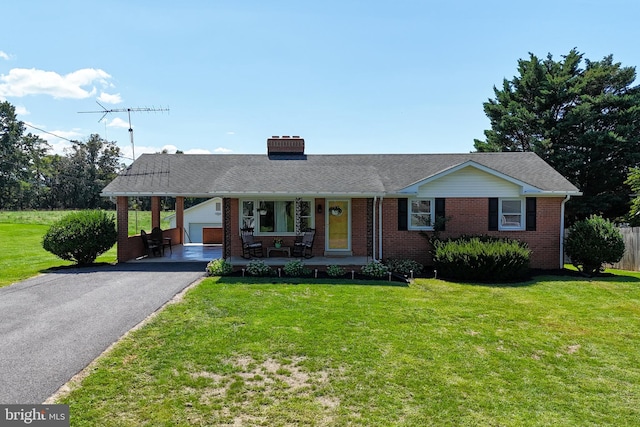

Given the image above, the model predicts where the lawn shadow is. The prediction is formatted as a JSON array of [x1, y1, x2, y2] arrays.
[[42, 261, 209, 275], [214, 275, 409, 287], [436, 268, 640, 288]]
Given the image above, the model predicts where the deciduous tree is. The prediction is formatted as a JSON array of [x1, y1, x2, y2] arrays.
[[0, 101, 49, 209]]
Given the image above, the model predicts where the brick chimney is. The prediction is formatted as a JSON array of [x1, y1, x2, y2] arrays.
[[267, 136, 305, 156]]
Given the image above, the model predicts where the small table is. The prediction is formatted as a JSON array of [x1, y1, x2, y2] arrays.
[[267, 246, 290, 257]]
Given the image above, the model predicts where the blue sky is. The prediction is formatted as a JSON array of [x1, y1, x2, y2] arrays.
[[1, 0, 638, 162]]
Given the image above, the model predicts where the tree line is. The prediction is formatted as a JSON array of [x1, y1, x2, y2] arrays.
[[0, 101, 122, 210]]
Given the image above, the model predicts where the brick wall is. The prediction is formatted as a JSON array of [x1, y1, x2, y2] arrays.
[[381, 197, 564, 269], [116, 196, 133, 262], [351, 198, 369, 256]]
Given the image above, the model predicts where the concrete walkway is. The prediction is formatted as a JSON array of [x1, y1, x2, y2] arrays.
[[0, 262, 206, 404]]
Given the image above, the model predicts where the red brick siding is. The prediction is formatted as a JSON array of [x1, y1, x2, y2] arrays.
[[314, 199, 326, 255], [151, 196, 161, 229], [381, 197, 563, 269], [116, 196, 134, 262], [351, 198, 369, 256]]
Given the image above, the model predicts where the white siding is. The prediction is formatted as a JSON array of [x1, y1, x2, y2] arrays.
[[417, 166, 522, 198], [169, 198, 222, 243]]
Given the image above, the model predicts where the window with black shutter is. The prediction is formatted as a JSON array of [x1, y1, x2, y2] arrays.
[[398, 198, 408, 231], [435, 198, 446, 231], [488, 198, 499, 231], [526, 197, 536, 231]]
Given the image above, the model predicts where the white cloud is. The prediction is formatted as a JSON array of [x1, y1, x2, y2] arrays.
[[14, 105, 29, 115], [98, 91, 122, 104], [107, 117, 130, 129], [226, 131, 235, 135], [185, 148, 212, 154], [48, 139, 75, 155], [0, 51, 10, 60], [0, 67, 112, 99], [25, 123, 84, 155], [214, 147, 233, 153]]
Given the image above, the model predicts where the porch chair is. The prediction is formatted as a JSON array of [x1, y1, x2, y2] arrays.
[[150, 227, 172, 255], [292, 228, 315, 258], [241, 228, 264, 258], [141, 230, 161, 257]]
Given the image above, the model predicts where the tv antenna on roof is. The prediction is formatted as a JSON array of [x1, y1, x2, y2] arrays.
[[78, 101, 169, 160]]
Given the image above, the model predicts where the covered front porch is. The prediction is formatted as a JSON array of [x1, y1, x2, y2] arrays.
[[115, 195, 383, 266]]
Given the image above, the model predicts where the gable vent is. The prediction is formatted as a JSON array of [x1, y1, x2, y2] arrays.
[[267, 136, 305, 156]]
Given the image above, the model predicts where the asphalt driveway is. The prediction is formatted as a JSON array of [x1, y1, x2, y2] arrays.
[[0, 262, 207, 404]]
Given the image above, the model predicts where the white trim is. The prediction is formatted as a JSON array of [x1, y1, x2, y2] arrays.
[[560, 195, 571, 268], [407, 197, 435, 231], [498, 198, 525, 231], [372, 196, 377, 261]]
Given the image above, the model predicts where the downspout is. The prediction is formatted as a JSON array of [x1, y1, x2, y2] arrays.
[[378, 196, 384, 261], [372, 196, 377, 261], [559, 195, 571, 269]]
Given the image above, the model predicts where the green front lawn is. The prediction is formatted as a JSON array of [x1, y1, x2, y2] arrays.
[[0, 210, 172, 287], [59, 273, 640, 426]]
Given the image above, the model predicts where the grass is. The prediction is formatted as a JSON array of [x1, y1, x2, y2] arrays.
[[58, 273, 640, 426], [0, 210, 172, 287]]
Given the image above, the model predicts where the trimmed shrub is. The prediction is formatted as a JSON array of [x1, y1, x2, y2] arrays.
[[42, 210, 117, 265], [245, 259, 273, 277], [565, 215, 625, 276], [361, 261, 389, 279], [432, 236, 530, 282], [206, 258, 234, 276], [326, 265, 346, 278], [385, 258, 424, 277], [283, 259, 309, 277]]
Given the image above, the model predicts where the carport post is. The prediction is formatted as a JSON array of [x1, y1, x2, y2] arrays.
[[116, 196, 130, 262], [176, 196, 184, 244], [151, 196, 161, 229]]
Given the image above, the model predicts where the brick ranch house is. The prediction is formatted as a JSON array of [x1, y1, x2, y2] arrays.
[[102, 136, 581, 269]]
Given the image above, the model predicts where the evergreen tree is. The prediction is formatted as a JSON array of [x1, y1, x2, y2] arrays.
[[475, 49, 640, 222]]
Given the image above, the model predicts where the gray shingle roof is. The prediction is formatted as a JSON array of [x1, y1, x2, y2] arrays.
[[102, 152, 580, 197]]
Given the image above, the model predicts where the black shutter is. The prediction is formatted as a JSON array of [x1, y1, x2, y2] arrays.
[[488, 198, 499, 231], [398, 198, 408, 231], [435, 198, 446, 231], [526, 197, 537, 231]]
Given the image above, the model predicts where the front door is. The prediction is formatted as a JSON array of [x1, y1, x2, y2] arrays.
[[326, 200, 350, 252]]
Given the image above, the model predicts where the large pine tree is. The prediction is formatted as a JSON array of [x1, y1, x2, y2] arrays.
[[475, 49, 640, 222]]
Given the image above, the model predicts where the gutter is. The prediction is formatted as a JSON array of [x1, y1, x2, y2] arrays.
[[372, 196, 377, 261], [559, 195, 571, 269], [378, 196, 384, 261]]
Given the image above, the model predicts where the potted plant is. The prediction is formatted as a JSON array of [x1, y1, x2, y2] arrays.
[[258, 202, 268, 215], [329, 206, 343, 216], [273, 238, 283, 248]]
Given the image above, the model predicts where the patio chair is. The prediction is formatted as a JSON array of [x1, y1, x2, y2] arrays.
[[141, 230, 161, 257], [241, 228, 264, 258], [150, 227, 172, 255], [292, 228, 315, 258]]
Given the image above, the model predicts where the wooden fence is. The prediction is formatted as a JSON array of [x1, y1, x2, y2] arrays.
[[610, 227, 640, 271]]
